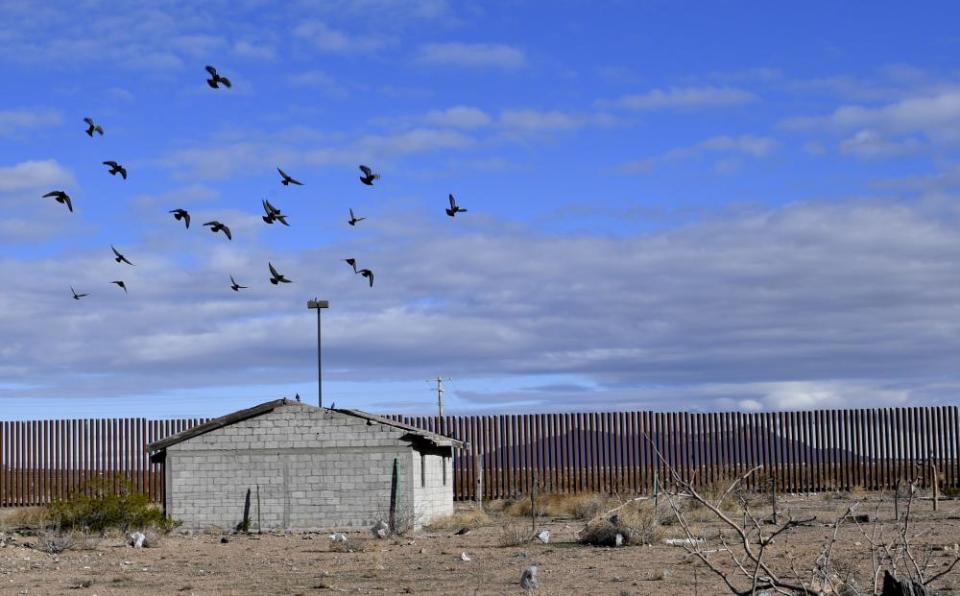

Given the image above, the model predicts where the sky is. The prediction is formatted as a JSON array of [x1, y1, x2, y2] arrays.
[[3, 0, 960, 420]]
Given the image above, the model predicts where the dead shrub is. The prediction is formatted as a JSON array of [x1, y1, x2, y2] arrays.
[[498, 522, 532, 547], [330, 537, 375, 553], [426, 508, 491, 530], [579, 502, 663, 546], [35, 528, 76, 554]]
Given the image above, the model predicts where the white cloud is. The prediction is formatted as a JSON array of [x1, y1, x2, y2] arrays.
[[619, 135, 778, 173], [415, 42, 526, 70], [293, 20, 386, 53], [839, 129, 922, 158], [423, 106, 491, 129], [498, 109, 581, 132], [0, 159, 74, 192], [785, 89, 960, 146], [288, 70, 348, 97], [233, 40, 276, 60], [6, 197, 960, 413], [0, 109, 62, 137], [599, 86, 758, 110]]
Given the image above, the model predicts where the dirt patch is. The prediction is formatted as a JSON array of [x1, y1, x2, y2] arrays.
[[0, 495, 959, 594]]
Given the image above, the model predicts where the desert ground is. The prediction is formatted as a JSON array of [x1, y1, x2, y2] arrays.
[[1, 493, 959, 595]]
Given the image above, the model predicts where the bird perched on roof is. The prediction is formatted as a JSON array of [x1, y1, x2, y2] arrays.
[[446, 194, 468, 217], [111, 245, 134, 266], [102, 161, 127, 180], [268, 262, 291, 285], [169, 209, 190, 229], [261, 199, 289, 226], [347, 208, 366, 226], [111, 280, 127, 293], [70, 286, 89, 300], [203, 220, 232, 240], [83, 117, 103, 137], [43, 190, 73, 213], [229, 275, 247, 292], [344, 258, 358, 273], [277, 168, 303, 186], [205, 65, 231, 88], [359, 164, 379, 186], [358, 268, 374, 287]]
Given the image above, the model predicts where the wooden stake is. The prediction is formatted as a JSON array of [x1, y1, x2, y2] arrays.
[[389, 457, 399, 533], [932, 459, 940, 512], [241, 487, 251, 533], [770, 474, 779, 525], [476, 450, 483, 511], [531, 470, 537, 534]]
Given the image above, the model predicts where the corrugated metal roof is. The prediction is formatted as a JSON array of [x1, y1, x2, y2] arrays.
[[146, 399, 465, 452]]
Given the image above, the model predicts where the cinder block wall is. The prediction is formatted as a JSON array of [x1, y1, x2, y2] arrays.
[[164, 404, 452, 531], [412, 451, 455, 523]]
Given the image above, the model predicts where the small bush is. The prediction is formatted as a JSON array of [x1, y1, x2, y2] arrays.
[[579, 502, 663, 547], [48, 480, 174, 534], [36, 529, 74, 553], [498, 522, 532, 547]]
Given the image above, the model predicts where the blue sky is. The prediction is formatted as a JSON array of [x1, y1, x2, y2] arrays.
[[3, 0, 960, 420]]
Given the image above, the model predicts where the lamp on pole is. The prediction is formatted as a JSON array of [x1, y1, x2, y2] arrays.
[[306, 299, 329, 408]]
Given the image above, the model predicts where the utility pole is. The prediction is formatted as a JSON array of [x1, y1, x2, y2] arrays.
[[434, 377, 445, 418], [431, 376, 449, 434], [307, 299, 329, 408]]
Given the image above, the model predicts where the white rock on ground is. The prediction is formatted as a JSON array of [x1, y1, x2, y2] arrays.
[[460, 552, 471, 561], [127, 532, 146, 548], [371, 520, 389, 539], [520, 566, 539, 591], [535, 530, 550, 544], [329, 533, 347, 542]]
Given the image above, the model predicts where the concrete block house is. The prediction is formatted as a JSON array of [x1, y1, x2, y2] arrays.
[[147, 399, 462, 531]]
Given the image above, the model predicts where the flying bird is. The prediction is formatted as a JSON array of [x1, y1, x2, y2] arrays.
[[347, 208, 366, 226], [70, 286, 88, 300], [344, 258, 358, 273], [83, 117, 103, 137], [277, 168, 303, 186], [446, 194, 468, 217], [43, 190, 72, 213], [102, 161, 127, 179], [169, 208, 190, 229], [203, 220, 232, 240], [358, 268, 374, 287], [229, 275, 247, 292], [205, 65, 231, 89], [111, 245, 134, 266], [111, 280, 127, 293], [261, 199, 289, 226], [358, 164, 379, 186], [268, 262, 291, 285]]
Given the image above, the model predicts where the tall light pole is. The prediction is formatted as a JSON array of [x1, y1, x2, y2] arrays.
[[307, 299, 329, 408]]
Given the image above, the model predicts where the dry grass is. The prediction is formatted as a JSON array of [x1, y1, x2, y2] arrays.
[[500, 493, 609, 519], [0, 507, 49, 530], [425, 508, 491, 530]]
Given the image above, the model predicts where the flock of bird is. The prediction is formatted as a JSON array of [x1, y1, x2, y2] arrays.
[[47, 65, 470, 300]]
